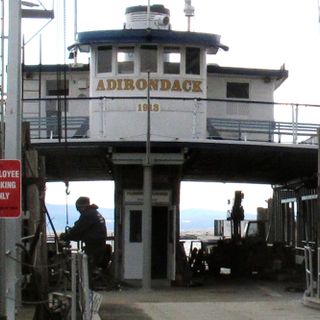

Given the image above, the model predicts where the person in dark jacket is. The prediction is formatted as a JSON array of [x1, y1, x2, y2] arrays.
[[60, 196, 107, 289]]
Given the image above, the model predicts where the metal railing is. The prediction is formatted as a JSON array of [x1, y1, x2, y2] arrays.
[[25, 115, 89, 140], [70, 252, 102, 320], [21, 96, 320, 145], [304, 246, 320, 299], [207, 118, 319, 143]]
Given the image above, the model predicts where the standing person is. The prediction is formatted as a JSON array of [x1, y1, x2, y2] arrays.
[[60, 196, 107, 289]]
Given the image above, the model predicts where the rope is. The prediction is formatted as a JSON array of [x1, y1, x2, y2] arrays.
[[65, 181, 70, 226]]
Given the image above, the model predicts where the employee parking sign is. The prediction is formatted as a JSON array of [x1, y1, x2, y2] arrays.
[[0, 160, 21, 218]]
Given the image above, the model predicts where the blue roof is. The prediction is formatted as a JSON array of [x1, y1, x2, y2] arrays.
[[69, 29, 228, 53]]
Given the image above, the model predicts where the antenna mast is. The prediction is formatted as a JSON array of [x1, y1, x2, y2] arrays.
[[184, 0, 195, 31], [74, 0, 78, 41], [147, 0, 151, 29]]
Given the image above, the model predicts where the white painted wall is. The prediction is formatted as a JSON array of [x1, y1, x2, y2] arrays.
[[22, 63, 282, 142], [206, 74, 276, 141], [207, 74, 275, 120], [88, 44, 208, 140], [23, 71, 90, 118], [89, 98, 207, 140]]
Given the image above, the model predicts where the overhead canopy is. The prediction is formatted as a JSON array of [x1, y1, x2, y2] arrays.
[[34, 140, 317, 187], [68, 29, 229, 53]]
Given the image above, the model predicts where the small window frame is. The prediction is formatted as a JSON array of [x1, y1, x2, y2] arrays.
[[46, 79, 69, 96], [226, 82, 250, 99], [140, 45, 158, 73], [185, 47, 201, 75], [163, 46, 181, 75], [97, 45, 113, 74], [117, 46, 135, 75]]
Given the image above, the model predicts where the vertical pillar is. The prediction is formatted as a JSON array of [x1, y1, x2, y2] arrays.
[[71, 253, 77, 320], [142, 71, 152, 290], [172, 174, 181, 282], [25, 150, 48, 318], [317, 128, 320, 298], [142, 163, 152, 289], [113, 167, 123, 283], [1, 1, 22, 319], [317, 128, 320, 248], [0, 219, 5, 318]]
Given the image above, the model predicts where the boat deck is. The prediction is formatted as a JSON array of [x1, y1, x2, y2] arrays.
[[17, 276, 320, 320]]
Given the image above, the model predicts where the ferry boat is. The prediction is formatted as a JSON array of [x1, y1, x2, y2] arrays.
[[22, 3, 301, 287]]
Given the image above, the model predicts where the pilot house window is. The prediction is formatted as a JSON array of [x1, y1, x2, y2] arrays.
[[163, 47, 180, 74], [97, 46, 112, 73], [117, 46, 134, 74], [186, 47, 200, 75], [140, 45, 157, 73]]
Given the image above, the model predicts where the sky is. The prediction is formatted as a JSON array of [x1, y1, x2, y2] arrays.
[[22, 0, 320, 105], [45, 180, 271, 215], [19, 0, 320, 215]]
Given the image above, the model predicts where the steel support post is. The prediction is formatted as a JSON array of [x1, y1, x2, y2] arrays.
[[142, 71, 152, 290], [0, 3, 5, 314], [1, 1, 22, 319], [82, 254, 90, 320], [317, 128, 320, 249], [0, 219, 5, 318], [71, 253, 77, 320], [316, 128, 320, 299], [142, 163, 152, 290]]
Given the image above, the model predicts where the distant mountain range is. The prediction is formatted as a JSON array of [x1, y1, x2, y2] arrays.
[[45, 204, 256, 233], [46, 204, 115, 233]]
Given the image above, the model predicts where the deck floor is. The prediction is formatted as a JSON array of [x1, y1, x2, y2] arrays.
[[16, 276, 320, 320]]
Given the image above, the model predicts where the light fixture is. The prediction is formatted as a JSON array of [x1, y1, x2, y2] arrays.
[[21, 1, 39, 7]]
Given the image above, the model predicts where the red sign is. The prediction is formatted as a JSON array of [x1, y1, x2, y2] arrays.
[[0, 160, 21, 218]]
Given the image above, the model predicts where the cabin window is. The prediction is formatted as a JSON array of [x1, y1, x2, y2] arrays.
[[97, 46, 112, 73], [186, 47, 200, 75], [117, 46, 134, 74], [140, 45, 157, 73], [46, 79, 69, 96], [129, 210, 142, 242], [46, 80, 69, 113], [45, 79, 69, 137], [163, 47, 180, 74], [226, 82, 249, 99]]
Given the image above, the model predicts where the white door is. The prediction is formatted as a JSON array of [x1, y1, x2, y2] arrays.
[[124, 205, 143, 279]]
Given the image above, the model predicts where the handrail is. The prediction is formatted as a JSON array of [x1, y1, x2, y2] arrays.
[[21, 96, 320, 144], [207, 118, 319, 143], [23, 116, 89, 139], [304, 246, 320, 300], [304, 246, 314, 297], [23, 115, 319, 143]]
